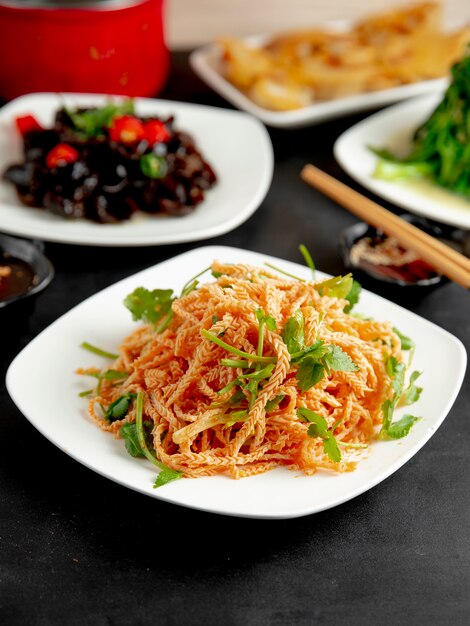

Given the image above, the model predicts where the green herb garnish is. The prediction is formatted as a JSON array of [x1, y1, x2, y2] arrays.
[[201, 329, 276, 364], [67, 100, 135, 137], [282, 312, 358, 392], [77, 368, 128, 395], [124, 287, 174, 325], [120, 420, 154, 457], [380, 357, 420, 439], [299, 244, 316, 279], [80, 342, 118, 360], [105, 392, 136, 423], [297, 408, 341, 463], [400, 370, 423, 406], [134, 391, 183, 488]]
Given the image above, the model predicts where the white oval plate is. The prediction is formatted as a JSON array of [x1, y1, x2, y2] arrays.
[[0, 93, 273, 246], [6, 246, 466, 518], [190, 34, 448, 129], [334, 92, 470, 230]]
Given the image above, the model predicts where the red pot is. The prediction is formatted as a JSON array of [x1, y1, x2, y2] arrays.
[[0, 0, 169, 100]]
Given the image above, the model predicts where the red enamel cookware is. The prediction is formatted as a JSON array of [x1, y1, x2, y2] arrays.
[[0, 0, 169, 100]]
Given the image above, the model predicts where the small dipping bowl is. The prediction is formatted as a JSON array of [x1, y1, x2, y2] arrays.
[[339, 214, 468, 289], [0, 234, 54, 314]]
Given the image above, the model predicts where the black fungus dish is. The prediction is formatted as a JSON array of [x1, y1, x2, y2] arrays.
[[3, 101, 217, 223]]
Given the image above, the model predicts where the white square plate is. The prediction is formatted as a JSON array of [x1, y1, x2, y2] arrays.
[[6, 246, 467, 518], [0, 93, 273, 246], [190, 34, 448, 129], [334, 92, 470, 229]]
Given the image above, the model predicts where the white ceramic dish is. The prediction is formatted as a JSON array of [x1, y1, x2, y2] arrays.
[[334, 92, 470, 230], [190, 34, 448, 129], [0, 93, 273, 246], [6, 246, 466, 519]]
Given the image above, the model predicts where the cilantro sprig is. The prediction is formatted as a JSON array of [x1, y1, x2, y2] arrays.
[[77, 368, 128, 396], [134, 391, 183, 488], [67, 100, 135, 137], [124, 266, 211, 333], [105, 392, 136, 423], [297, 408, 341, 463], [282, 310, 358, 392], [380, 356, 421, 440]]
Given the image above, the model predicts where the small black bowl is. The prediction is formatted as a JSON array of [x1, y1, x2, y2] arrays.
[[338, 214, 468, 290], [0, 234, 54, 314]]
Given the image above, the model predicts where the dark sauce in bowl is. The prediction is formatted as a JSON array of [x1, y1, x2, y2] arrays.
[[339, 214, 467, 289], [0, 234, 54, 311], [0, 255, 36, 303]]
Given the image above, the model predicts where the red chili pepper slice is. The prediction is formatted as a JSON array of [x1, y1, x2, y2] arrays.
[[46, 143, 79, 168], [15, 114, 43, 136], [109, 115, 145, 144], [143, 120, 171, 145]]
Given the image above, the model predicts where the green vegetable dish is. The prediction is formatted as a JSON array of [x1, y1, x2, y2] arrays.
[[371, 50, 470, 196]]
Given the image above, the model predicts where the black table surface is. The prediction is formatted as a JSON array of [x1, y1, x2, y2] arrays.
[[1, 53, 469, 626]]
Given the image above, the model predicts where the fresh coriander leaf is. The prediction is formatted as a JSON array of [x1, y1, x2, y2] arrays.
[[323, 345, 359, 372], [323, 434, 341, 463], [105, 392, 136, 423], [154, 466, 183, 488], [386, 357, 406, 397], [265, 315, 276, 331], [344, 279, 361, 313], [68, 100, 135, 136], [120, 419, 154, 458], [299, 408, 341, 463], [315, 274, 353, 299], [383, 414, 420, 439], [297, 408, 328, 435], [124, 287, 174, 324], [401, 371, 423, 406], [282, 310, 305, 355], [307, 422, 321, 438], [380, 399, 396, 436], [246, 379, 258, 395], [265, 394, 285, 412], [393, 327, 415, 353], [290, 340, 327, 363], [211, 315, 219, 324], [229, 389, 246, 406], [296, 358, 325, 392]]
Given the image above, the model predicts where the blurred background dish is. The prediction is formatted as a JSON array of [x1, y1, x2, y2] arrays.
[[0, 233, 54, 312], [0, 0, 169, 100], [190, 2, 469, 127], [334, 92, 470, 230], [190, 36, 449, 128], [0, 93, 273, 246], [340, 212, 470, 290]]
